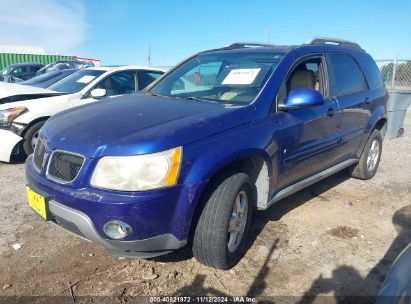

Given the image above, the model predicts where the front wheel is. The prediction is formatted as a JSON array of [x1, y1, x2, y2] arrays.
[[192, 172, 253, 269], [23, 121, 46, 156], [348, 129, 382, 180]]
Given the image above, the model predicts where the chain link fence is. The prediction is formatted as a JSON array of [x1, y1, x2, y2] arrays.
[[376, 59, 411, 138], [376, 59, 411, 92]]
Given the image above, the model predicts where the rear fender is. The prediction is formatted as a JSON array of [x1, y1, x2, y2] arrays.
[[357, 105, 387, 157]]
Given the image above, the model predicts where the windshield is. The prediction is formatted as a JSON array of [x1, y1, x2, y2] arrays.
[[24, 70, 62, 83], [37, 61, 69, 74], [149, 51, 283, 105], [48, 69, 104, 93], [1, 67, 12, 75]]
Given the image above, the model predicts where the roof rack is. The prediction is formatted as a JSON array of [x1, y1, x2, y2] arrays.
[[308, 37, 363, 50], [226, 42, 276, 49]]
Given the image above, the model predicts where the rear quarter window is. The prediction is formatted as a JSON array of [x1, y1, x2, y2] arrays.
[[359, 54, 384, 89], [327, 54, 368, 96]]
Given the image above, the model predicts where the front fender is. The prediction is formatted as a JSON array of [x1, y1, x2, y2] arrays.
[[0, 129, 23, 162], [176, 121, 280, 230], [179, 117, 282, 209], [181, 124, 276, 184]]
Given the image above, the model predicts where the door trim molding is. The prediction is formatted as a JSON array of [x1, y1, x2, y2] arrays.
[[261, 158, 358, 210]]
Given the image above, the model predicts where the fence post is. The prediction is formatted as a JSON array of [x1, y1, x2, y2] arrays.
[[391, 58, 398, 89]]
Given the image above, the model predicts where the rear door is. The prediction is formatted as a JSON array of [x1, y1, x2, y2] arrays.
[[29, 66, 42, 77], [276, 54, 340, 189], [326, 53, 371, 162]]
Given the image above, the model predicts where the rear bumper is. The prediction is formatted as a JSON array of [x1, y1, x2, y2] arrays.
[[0, 129, 22, 162], [49, 200, 186, 258]]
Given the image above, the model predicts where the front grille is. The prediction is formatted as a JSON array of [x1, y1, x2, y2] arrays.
[[52, 214, 85, 238], [33, 140, 46, 172], [47, 151, 84, 183]]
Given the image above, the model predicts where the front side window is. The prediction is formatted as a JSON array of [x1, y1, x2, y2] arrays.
[[12, 67, 25, 75], [48, 69, 104, 93], [149, 51, 284, 105], [94, 71, 136, 96], [277, 57, 324, 106], [327, 54, 367, 96]]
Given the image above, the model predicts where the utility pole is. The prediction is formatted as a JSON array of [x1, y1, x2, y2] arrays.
[[147, 44, 152, 66]]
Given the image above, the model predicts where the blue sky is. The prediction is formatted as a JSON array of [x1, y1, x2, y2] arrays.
[[1, 0, 411, 66]]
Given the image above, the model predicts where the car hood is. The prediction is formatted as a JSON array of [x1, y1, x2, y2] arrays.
[[42, 94, 254, 158], [0, 81, 60, 105]]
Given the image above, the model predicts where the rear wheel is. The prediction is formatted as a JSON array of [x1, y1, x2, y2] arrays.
[[192, 172, 253, 269], [23, 121, 46, 156], [349, 129, 382, 180]]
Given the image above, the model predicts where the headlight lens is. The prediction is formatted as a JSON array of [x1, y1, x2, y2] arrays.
[[0, 107, 26, 123], [90, 146, 182, 191]]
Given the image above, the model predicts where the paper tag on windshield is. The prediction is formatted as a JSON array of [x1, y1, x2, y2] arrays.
[[222, 68, 261, 85], [76, 75, 96, 84]]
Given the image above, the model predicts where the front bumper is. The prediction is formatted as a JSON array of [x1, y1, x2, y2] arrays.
[[0, 129, 23, 162], [26, 155, 208, 258], [49, 199, 186, 258]]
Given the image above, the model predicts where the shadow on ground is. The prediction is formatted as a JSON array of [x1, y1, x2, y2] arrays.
[[299, 204, 411, 304]]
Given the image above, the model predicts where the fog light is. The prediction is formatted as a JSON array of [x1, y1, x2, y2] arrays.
[[103, 220, 132, 240]]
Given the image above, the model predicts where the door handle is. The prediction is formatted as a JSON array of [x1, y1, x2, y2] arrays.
[[327, 108, 336, 117]]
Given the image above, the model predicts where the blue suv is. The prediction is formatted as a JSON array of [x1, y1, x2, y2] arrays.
[[25, 38, 388, 269]]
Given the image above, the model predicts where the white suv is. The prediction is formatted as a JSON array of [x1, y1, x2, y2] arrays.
[[0, 65, 165, 162]]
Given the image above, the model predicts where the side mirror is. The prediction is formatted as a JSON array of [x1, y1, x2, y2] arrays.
[[278, 88, 325, 111], [90, 88, 107, 98]]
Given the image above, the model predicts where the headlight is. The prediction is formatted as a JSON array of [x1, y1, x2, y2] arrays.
[[0, 107, 26, 123], [90, 146, 182, 191]]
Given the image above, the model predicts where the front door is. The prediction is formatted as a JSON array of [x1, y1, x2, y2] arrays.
[[276, 55, 340, 189], [82, 70, 138, 104]]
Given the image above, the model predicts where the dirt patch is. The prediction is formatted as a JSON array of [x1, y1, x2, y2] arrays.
[[329, 226, 359, 239]]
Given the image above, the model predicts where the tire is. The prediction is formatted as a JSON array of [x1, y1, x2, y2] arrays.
[[348, 129, 383, 180], [23, 121, 46, 156], [192, 172, 253, 269]]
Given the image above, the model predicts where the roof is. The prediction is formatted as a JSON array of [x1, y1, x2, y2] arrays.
[[200, 38, 365, 56], [202, 45, 296, 55], [86, 65, 166, 72], [9, 62, 44, 67]]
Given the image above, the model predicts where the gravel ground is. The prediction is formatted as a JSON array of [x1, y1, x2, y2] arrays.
[[0, 112, 410, 303]]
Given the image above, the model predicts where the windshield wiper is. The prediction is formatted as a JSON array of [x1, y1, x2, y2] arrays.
[[185, 96, 218, 103], [146, 93, 219, 104], [146, 92, 172, 98]]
